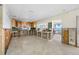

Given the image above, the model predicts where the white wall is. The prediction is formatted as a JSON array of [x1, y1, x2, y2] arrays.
[[37, 8, 79, 28], [37, 18, 52, 24], [3, 5, 11, 29], [36, 18, 52, 29], [52, 9, 79, 28], [36, 8, 79, 46]]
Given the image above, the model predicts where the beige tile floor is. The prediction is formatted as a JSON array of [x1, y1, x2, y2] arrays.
[[6, 34, 79, 55]]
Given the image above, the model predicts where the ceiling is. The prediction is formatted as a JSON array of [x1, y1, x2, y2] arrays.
[[5, 4, 79, 22]]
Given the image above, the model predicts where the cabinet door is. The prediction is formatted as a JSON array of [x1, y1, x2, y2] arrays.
[[5, 29, 11, 50], [12, 19, 16, 27], [62, 29, 69, 44], [17, 22, 21, 27]]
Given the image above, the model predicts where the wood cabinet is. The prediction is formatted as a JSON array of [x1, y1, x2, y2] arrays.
[[0, 5, 3, 54], [17, 21, 22, 27], [0, 21, 2, 54], [4, 29, 12, 53], [12, 20, 37, 29], [62, 28, 69, 44], [12, 18, 17, 27]]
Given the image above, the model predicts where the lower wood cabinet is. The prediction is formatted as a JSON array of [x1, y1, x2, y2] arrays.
[[4, 29, 12, 53], [62, 28, 69, 44]]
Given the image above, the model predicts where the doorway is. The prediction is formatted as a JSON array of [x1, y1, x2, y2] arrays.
[[52, 20, 62, 42]]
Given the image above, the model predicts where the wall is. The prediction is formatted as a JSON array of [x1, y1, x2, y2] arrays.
[[36, 8, 79, 46], [52, 8, 79, 28], [36, 18, 52, 29], [2, 5, 12, 54], [3, 12, 11, 28], [3, 5, 11, 29], [37, 8, 79, 28], [0, 5, 3, 54], [37, 18, 52, 25], [52, 8, 79, 46]]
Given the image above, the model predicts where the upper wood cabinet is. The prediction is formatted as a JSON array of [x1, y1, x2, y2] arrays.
[[30, 21, 37, 28], [12, 18, 17, 27], [17, 21, 22, 28], [11, 19, 37, 28]]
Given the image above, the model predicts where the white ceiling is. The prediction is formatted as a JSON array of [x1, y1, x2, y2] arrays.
[[5, 4, 79, 21]]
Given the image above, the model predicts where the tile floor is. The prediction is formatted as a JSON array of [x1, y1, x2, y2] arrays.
[[6, 34, 79, 55]]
